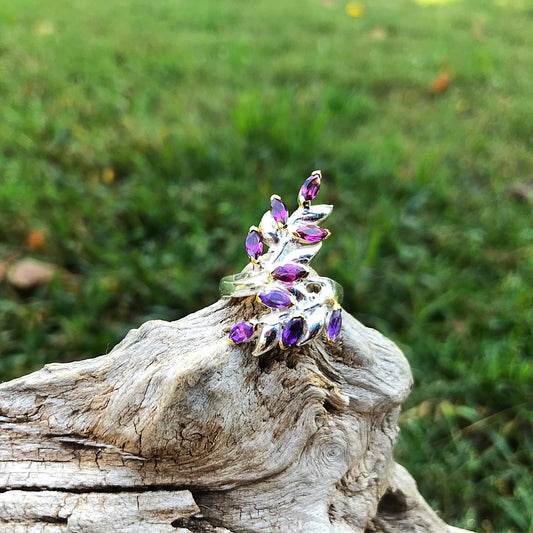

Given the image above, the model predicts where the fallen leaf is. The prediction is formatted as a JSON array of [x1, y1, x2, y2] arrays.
[[102, 167, 115, 183], [430, 72, 451, 94], [345, 2, 364, 17], [452, 320, 467, 335], [370, 26, 388, 40], [26, 229, 46, 250], [7, 258, 57, 289], [401, 400, 434, 422], [508, 181, 533, 203]]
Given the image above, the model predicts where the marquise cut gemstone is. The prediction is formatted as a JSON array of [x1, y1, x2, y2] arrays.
[[294, 225, 330, 243], [271, 197, 288, 226], [281, 317, 305, 347], [229, 321, 255, 344], [299, 175, 321, 201], [258, 289, 292, 309], [271, 264, 308, 283], [327, 309, 342, 341], [245, 229, 263, 260]]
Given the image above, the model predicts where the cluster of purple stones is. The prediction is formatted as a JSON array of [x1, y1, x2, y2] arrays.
[[229, 172, 342, 351]]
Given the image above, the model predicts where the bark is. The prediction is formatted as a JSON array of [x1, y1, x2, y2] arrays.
[[0, 298, 472, 532]]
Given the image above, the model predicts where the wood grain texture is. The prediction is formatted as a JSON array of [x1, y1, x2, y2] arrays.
[[0, 298, 472, 532]]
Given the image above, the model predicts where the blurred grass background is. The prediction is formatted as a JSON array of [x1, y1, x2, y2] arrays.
[[0, 0, 532, 530]]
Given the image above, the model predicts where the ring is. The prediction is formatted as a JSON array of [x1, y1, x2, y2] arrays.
[[220, 170, 343, 355]]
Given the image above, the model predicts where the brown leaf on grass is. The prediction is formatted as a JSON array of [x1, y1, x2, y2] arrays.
[[430, 72, 451, 94], [102, 167, 115, 183], [370, 26, 388, 40], [508, 181, 533, 203], [7, 258, 57, 289], [26, 229, 46, 250], [401, 400, 434, 422]]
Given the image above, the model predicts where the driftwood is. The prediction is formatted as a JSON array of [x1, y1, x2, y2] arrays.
[[0, 298, 471, 532]]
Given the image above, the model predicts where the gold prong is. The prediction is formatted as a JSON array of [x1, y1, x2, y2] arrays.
[[324, 298, 341, 309]]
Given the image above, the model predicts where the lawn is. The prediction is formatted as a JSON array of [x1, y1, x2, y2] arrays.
[[0, 0, 532, 530]]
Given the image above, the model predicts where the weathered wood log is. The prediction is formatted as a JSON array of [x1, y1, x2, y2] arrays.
[[0, 298, 471, 532]]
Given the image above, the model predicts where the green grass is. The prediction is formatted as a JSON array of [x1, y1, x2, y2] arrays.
[[0, 0, 532, 530]]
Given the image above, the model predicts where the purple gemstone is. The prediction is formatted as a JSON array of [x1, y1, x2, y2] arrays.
[[229, 321, 255, 344], [327, 309, 342, 341], [281, 317, 305, 347], [271, 264, 308, 283], [245, 229, 263, 260], [299, 174, 321, 202], [258, 289, 292, 309], [294, 225, 330, 243], [271, 197, 288, 226]]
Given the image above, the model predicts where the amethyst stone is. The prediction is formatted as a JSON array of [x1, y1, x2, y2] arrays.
[[229, 321, 255, 344], [245, 229, 263, 260], [271, 264, 308, 283], [299, 174, 321, 202], [327, 309, 342, 341], [294, 225, 330, 243], [258, 289, 292, 309], [281, 317, 305, 347], [271, 197, 288, 226]]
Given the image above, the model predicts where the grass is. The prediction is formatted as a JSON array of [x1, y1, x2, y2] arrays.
[[0, 0, 532, 530]]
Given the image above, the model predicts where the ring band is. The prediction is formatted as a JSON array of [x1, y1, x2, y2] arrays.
[[220, 273, 344, 304]]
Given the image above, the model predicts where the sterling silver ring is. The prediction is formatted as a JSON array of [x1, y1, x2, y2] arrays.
[[220, 170, 343, 355]]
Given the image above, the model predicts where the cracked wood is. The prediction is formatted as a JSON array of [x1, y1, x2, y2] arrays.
[[0, 298, 473, 532]]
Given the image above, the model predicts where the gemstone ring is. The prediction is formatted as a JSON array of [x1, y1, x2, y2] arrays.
[[220, 171, 343, 356]]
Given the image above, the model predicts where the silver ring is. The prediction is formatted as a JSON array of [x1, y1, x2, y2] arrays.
[[220, 170, 343, 355]]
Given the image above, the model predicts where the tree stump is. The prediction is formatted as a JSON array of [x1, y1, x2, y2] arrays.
[[0, 298, 472, 532]]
